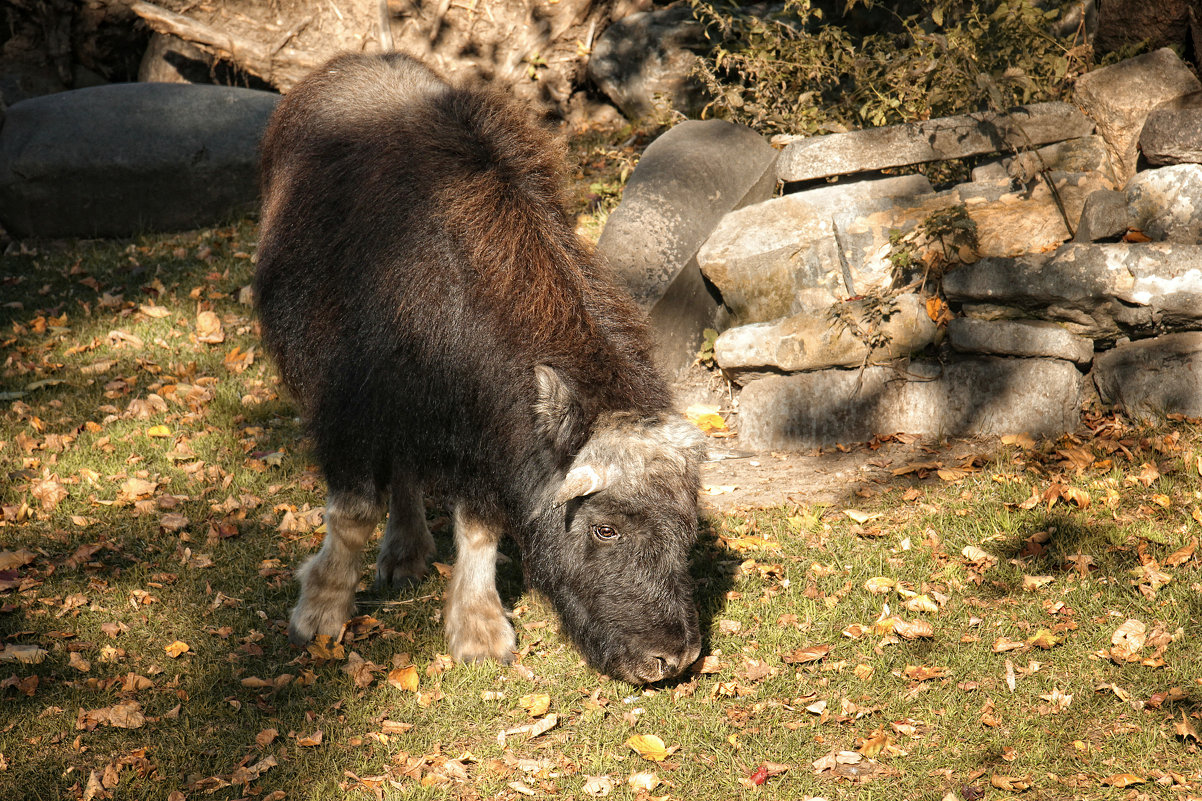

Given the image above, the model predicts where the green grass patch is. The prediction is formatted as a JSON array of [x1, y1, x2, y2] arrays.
[[4, 223, 1202, 799]]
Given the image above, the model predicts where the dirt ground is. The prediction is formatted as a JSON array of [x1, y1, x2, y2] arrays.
[[673, 364, 1007, 514]]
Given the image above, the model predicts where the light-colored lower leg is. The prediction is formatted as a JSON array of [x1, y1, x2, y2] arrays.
[[288, 494, 382, 646], [444, 505, 515, 664], [375, 479, 435, 590]]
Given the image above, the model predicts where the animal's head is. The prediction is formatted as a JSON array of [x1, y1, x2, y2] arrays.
[[524, 366, 706, 684]]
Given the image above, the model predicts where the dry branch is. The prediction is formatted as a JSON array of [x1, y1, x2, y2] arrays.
[[129, 0, 327, 91]]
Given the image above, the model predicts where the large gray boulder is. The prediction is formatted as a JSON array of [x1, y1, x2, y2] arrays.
[[0, 83, 279, 238], [1074, 47, 1201, 187], [1094, 333, 1202, 419], [597, 119, 777, 373], [735, 357, 1084, 449], [1140, 91, 1202, 166], [943, 243, 1202, 337]]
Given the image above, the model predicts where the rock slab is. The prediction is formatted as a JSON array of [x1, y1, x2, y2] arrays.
[[943, 243, 1202, 337], [715, 293, 936, 374], [0, 82, 279, 238], [1093, 332, 1202, 419], [776, 102, 1094, 183], [736, 358, 1084, 449], [947, 318, 1094, 365]]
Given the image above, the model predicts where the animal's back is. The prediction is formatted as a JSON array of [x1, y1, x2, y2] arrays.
[[255, 53, 666, 508]]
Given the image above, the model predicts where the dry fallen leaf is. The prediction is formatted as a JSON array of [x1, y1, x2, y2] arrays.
[[782, 644, 831, 664], [1100, 773, 1144, 788], [195, 310, 225, 344], [1110, 618, 1146, 662], [627, 771, 660, 792], [163, 640, 190, 658], [519, 693, 551, 717], [0, 549, 36, 570], [296, 730, 323, 747], [581, 775, 613, 797], [626, 734, 669, 762], [387, 665, 419, 692], [685, 404, 729, 436], [864, 577, 896, 595], [1165, 536, 1198, 567]]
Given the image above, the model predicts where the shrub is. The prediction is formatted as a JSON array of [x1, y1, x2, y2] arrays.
[[688, 0, 1092, 136]]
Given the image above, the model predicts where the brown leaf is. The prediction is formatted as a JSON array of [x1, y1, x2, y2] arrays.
[[387, 665, 419, 692], [990, 774, 1031, 792], [195, 311, 225, 344], [296, 730, 323, 747], [1172, 711, 1199, 742], [1165, 536, 1198, 567], [1100, 773, 1143, 788], [782, 644, 830, 664], [0, 549, 36, 570]]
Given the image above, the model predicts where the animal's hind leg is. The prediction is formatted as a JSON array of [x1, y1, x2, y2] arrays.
[[444, 505, 516, 665], [288, 492, 383, 646], [374, 478, 436, 590]]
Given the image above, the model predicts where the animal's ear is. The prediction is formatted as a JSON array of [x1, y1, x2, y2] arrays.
[[553, 464, 617, 505], [534, 365, 584, 458]]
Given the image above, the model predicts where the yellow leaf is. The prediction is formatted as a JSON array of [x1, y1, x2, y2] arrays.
[[893, 619, 934, 640], [147, 425, 171, 438], [138, 303, 171, 319], [520, 693, 551, 717], [1027, 629, 1061, 649], [626, 734, 669, 762], [1021, 575, 1054, 592], [858, 728, 891, 758], [195, 310, 225, 344], [387, 665, 419, 692], [684, 404, 729, 436], [1152, 493, 1172, 508], [902, 594, 939, 613], [164, 640, 190, 658]]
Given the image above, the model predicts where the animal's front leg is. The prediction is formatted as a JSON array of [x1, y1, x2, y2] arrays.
[[289, 493, 383, 646], [444, 505, 516, 664]]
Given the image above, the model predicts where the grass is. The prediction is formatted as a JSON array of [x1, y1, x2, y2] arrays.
[[3, 213, 1202, 799]]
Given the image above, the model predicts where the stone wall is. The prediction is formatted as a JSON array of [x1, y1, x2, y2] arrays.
[[609, 47, 1202, 448]]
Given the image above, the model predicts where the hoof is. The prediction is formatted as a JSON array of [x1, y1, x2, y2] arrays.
[[446, 603, 517, 666]]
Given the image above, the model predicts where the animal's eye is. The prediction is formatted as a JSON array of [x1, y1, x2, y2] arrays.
[[591, 524, 619, 541]]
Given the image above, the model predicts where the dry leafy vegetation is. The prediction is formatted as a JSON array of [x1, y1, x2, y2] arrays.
[[3, 215, 1202, 800]]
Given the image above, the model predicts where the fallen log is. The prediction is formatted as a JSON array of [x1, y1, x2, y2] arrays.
[[129, 0, 328, 91]]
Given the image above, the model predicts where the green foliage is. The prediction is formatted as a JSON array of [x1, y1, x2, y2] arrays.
[[688, 0, 1091, 135]]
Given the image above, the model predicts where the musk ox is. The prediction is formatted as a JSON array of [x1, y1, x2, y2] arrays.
[[254, 52, 705, 684]]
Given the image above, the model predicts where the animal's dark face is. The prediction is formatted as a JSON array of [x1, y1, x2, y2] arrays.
[[524, 406, 705, 684]]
